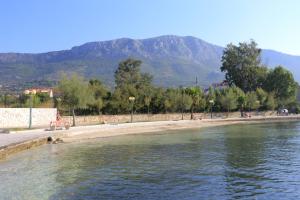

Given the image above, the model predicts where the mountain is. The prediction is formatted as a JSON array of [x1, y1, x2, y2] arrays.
[[261, 50, 300, 81], [0, 35, 299, 90]]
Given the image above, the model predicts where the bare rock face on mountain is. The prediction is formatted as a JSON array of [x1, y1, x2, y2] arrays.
[[0, 35, 299, 89]]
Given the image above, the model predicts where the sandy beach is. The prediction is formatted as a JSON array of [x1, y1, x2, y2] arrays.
[[1, 115, 300, 160], [60, 115, 300, 142]]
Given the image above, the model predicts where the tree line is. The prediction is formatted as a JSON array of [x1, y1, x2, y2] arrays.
[[0, 92, 52, 108]]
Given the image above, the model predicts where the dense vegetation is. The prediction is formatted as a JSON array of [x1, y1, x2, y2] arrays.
[[0, 41, 299, 125]]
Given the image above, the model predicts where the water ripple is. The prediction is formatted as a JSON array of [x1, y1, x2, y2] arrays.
[[1, 122, 300, 199]]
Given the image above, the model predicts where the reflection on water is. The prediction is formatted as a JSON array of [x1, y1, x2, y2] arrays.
[[1, 122, 300, 199]]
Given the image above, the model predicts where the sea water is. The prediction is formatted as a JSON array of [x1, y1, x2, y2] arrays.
[[1, 122, 300, 199]]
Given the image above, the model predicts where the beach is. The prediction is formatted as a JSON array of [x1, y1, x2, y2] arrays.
[[60, 115, 300, 142], [1, 115, 300, 160]]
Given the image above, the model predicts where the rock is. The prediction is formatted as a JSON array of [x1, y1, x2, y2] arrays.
[[0, 129, 10, 134], [47, 137, 64, 144], [55, 138, 64, 143], [47, 136, 54, 142]]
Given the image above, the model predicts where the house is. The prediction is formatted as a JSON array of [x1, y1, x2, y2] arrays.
[[204, 80, 229, 94], [24, 88, 53, 98]]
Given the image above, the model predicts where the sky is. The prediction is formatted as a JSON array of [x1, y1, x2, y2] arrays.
[[1, 0, 300, 55]]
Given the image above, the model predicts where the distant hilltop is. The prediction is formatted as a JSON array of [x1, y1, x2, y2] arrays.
[[0, 35, 299, 89]]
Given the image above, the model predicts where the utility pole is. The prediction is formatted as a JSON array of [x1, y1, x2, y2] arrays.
[[28, 90, 36, 129], [29, 94, 33, 129], [209, 100, 214, 119], [129, 96, 135, 123]]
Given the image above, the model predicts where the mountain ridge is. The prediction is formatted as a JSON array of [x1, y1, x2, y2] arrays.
[[0, 35, 299, 90]]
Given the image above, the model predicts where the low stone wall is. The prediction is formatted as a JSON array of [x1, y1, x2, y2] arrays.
[[0, 137, 49, 160], [0, 108, 57, 128], [63, 111, 278, 126]]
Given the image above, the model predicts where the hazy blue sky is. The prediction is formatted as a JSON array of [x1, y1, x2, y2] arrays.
[[1, 0, 300, 55]]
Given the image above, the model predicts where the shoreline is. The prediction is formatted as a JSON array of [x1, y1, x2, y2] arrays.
[[61, 115, 300, 143], [1, 115, 300, 160]]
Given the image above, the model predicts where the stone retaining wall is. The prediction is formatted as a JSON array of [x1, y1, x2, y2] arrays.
[[0, 137, 49, 160], [0, 108, 57, 128], [63, 111, 278, 126]]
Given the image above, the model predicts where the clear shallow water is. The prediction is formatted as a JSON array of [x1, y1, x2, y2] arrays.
[[1, 122, 300, 199]]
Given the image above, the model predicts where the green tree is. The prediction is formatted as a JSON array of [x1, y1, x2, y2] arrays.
[[220, 88, 237, 114], [115, 58, 142, 87], [163, 89, 175, 113], [163, 99, 172, 113], [151, 87, 165, 114], [213, 89, 223, 112], [141, 84, 155, 114], [88, 79, 108, 115], [18, 94, 30, 107], [221, 40, 268, 92], [0, 94, 18, 108], [245, 91, 260, 111], [206, 87, 216, 111], [58, 73, 93, 126], [108, 88, 124, 114], [36, 93, 51, 104], [23, 95, 41, 108], [144, 96, 152, 114], [256, 88, 268, 108], [264, 66, 298, 106], [113, 58, 153, 114], [237, 95, 246, 117], [265, 92, 276, 111], [182, 95, 193, 112], [185, 87, 205, 119]]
